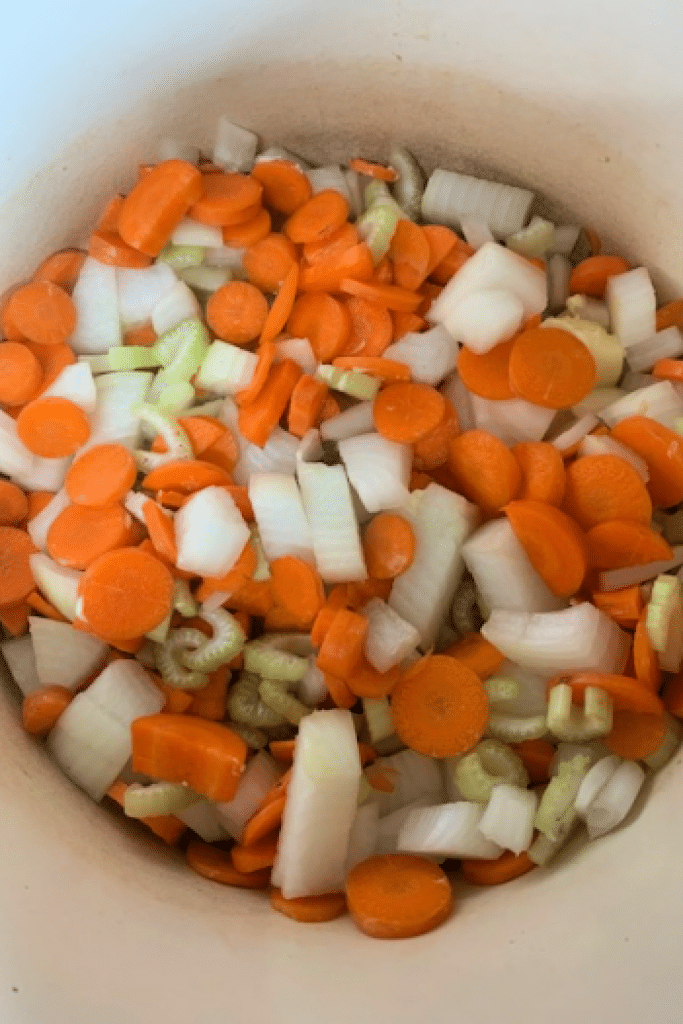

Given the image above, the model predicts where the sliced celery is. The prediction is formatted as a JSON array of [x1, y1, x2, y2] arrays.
[[535, 754, 590, 841], [157, 244, 205, 270], [546, 684, 613, 742], [317, 365, 380, 401]]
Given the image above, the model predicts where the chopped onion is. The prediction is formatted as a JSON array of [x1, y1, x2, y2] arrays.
[[297, 659, 328, 706], [213, 117, 258, 172], [0, 410, 36, 480], [506, 216, 554, 259], [12, 453, 71, 494], [256, 146, 309, 170], [71, 257, 122, 354], [215, 751, 283, 842], [1, 635, 40, 696], [297, 461, 367, 583], [338, 432, 411, 513], [345, 801, 380, 871], [374, 799, 435, 854], [29, 552, 81, 621], [233, 426, 300, 485], [429, 244, 546, 326], [397, 801, 503, 860], [320, 401, 375, 441], [305, 164, 352, 202], [29, 617, 107, 691], [383, 325, 458, 385], [606, 266, 656, 349], [625, 326, 683, 374], [566, 293, 611, 329], [481, 603, 630, 675], [151, 281, 201, 336], [389, 145, 424, 220], [479, 783, 537, 855], [546, 253, 572, 313], [27, 490, 71, 551], [574, 755, 622, 819], [248, 472, 313, 563], [175, 486, 250, 578], [548, 224, 581, 257], [372, 749, 445, 817], [170, 218, 222, 248], [578, 433, 649, 481], [421, 169, 534, 237], [585, 760, 645, 839], [469, 393, 556, 445], [195, 340, 257, 395], [454, 738, 529, 803], [646, 573, 683, 672], [462, 518, 565, 614], [116, 263, 177, 328], [42, 363, 97, 413], [597, 546, 683, 591], [550, 414, 598, 454], [389, 483, 479, 649], [620, 371, 657, 393], [462, 219, 495, 250], [442, 372, 475, 432], [176, 800, 230, 842], [573, 387, 625, 417], [124, 781, 200, 818], [203, 245, 245, 274], [274, 709, 361, 898], [542, 316, 624, 389], [295, 429, 323, 466], [274, 337, 317, 376], [85, 371, 153, 450], [600, 380, 683, 429], [442, 290, 524, 354], [361, 598, 420, 673], [362, 696, 395, 744]]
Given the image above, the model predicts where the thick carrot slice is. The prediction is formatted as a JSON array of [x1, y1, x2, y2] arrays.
[[457, 341, 515, 400], [221, 206, 271, 247], [511, 739, 556, 784], [592, 586, 644, 629], [26, 490, 55, 519], [0, 527, 38, 605], [250, 160, 312, 215], [546, 671, 664, 714], [79, 547, 174, 638], [310, 605, 338, 648], [132, 714, 248, 802], [242, 794, 286, 847], [47, 504, 136, 570], [316, 608, 368, 678], [345, 853, 453, 939], [348, 158, 399, 182], [346, 658, 403, 699], [633, 611, 661, 693], [89, 230, 153, 269], [429, 244, 473, 286], [235, 340, 276, 407], [284, 190, 349, 245], [142, 500, 178, 565], [259, 263, 299, 345], [512, 441, 566, 507], [287, 293, 351, 362], [287, 374, 329, 438], [656, 300, 683, 332], [0, 342, 43, 405], [141, 460, 233, 493], [563, 454, 652, 530], [269, 887, 347, 923], [16, 396, 90, 457], [21, 340, 76, 394], [151, 416, 226, 457], [238, 358, 302, 447], [389, 220, 431, 291], [268, 740, 297, 763], [224, 578, 274, 617], [201, 430, 240, 473], [448, 430, 522, 515], [341, 296, 393, 358], [206, 280, 269, 346], [411, 400, 460, 472], [23, 589, 61, 624], [0, 601, 31, 636], [3, 281, 77, 348], [362, 512, 416, 580], [332, 356, 411, 382], [602, 710, 666, 760], [21, 685, 73, 737], [186, 840, 270, 888], [504, 499, 588, 597], [508, 327, 596, 409], [231, 836, 278, 874], [0, 481, 29, 527], [32, 249, 86, 291], [391, 654, 490, 757], [124, 323, 157, 347], [569, 255, 631, 298], [117, 159, 204, 256], [298, 243, 374, 293], [373, 381, 445, 444], [188, 172, 262, 226], [444, 633, 505, 680], [303, 222, 359, 266], [244, 233, 298, 293], [585, 520, 673, 570], [65, 444, 137, 507], [610, 416, 683, 509], [339, 278, 423, 313], [422, 225, 461, 276], [193, 540, 257, 603], [461, 850, 536, 886], [269, 556, 325, 625]]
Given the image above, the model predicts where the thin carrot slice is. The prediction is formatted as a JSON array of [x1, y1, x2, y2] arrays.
[[656, 300, 683, 332], [141, 460, 233, 494], [185, 840, 270, 888], [663, 673, 683, 718], [391, 654, 490, 757], [287, 374, 329, 438], [444, 633, 505, 680], [0, 528, 38, 605], [563, 454, 652, 530], [286, 293, 350, 363], [65, 444, 137, 507], [284, 190, 349, 245], [585, 520, 673, 570], [508, 326, 596, 409], [344, 578, 393, 607], [269, 887, 347, 923], [242, 794, 286, 848], [259, 263, 299, 346], [201, 429, 240, 473], [429, 243, 473, 286], [231, 836, 278, 874], [461, 850, 536, 886], [32, 249, 86, 291], [322, 672, 357, 709], [269, 556, 325, 625], [448, 430, 522, 515], [188, 172, 262, 226], [117, 159, 204, 256], [512, 441, 566, 507], [389, 220, 431, 292], [569, 255, 631, 298], [21, 685, 72, 737], [457, 341, 515, 400], [26, 590, 69, 622], [3, 281, 77, 347], [546, 671, 664, 714], [16, 396, 90, 457], [79, 547, 174, 638], [238, 358, 302, 447], [341, 296, 394, 358], [510, 739, 556, 784], [504, 500, 588, 598], [338, 278, 423, 313], [362, 512, 415, 580], [268, 740, 297, 763], [0, 481, 29, 527], [345, 853, 453, 939], [151, 416, 226, 457], [423, 224, 459, 276], [610, 416, 683, 509], [602, 710, 666, 760], [373, 381, 445, 444], [47, 503, 137, 570], [347, 658, 403, 699], [206, 280, 269, 347], [244, 233, 298, 293], [235, 340, 276, 407], [298, 243, 374, 293], [89, 229, 153, 268], [0, 342, 43, 405], [250, 160, 312, 215], [224, 578, 274, 617], [315, 608, 368, 679], [348, 158, 399, 182], [221, 206, 272, 248], [391, 310, 427, 341], [310, 605, 338, 648], [142, 500, 178, 565], [592, 587, 644, 629], [332, 356, 411, 382], [633, 612, 661, 693], [194, 540, 257, 603]]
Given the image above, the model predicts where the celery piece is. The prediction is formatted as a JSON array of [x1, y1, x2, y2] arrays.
[[546, 684, 613, 742], [646, 573, 683, 672], [108, 346, 162, 371], [317, 365, 380, 401], [535, 754, 591, 842], [157, 244, 205, 270]]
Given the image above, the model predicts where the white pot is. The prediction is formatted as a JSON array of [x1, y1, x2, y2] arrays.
[[1, 2, 682, 1022]]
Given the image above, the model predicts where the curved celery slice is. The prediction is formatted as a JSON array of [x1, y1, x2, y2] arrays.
[[244, 638, 309, 682], [535, 754, 590, 842], [107, 346, 162, 372], [134, 404, 192, 472], [157, 244, 205, 270], [487, 712, 547, 742], [227, 672, 287, 730], [181, 608, 245, 672], [124, 781, 200, 818], [506, 217, 555, 259], [173, 579, 198, 618], [356, 199, 404, 263], [546, 684, 613, 742], [317, 365, 380, 401], [528, 818, 577, 865], [389, 145, 424, 220], [229, 721, 269, 750], [646, 573, 683, 672], [156, 629, 208, 690], [259, 679, 310, 726], [154, 319, 209, 383], [455, 739, 529, 803]]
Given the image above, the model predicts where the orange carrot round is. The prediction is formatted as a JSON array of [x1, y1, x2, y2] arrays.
[[287, 374, 329, 438], [655, 299, 683, 332], [373, 381, 446, 444], [443, 633, 505, 680], [242, 794, 286, 847], [345, 853, 453, 939], [461, 850, 536, 886], [391, 654, 490, 757], [591, 586, 644, 629], [287, 292, 351, 362], [238, 358, 302, 447], [21, 685, 73, 737], [346, 658, 403, 699], [602, 710, 666, 760], [348, 158, 399, 182], [284, 189, 349, 245], [151, 416, 226, 458], [22, 340, 76, 392], [3, 281, 77, 347], [220, 205, 271, 247], [504, 499, 588, 597], [299, 242, 374, 293], [342, 296, 393, 358], [269, 556, 325, 625], [250, 160, 313, 215], [508, 326, 596, 409], [16, 396, 90, 457], [457, 340, 515, 400], [32, 249, 86, 291], [0, 341, 43, 405], [652, 358, 683, 383], [117, 159, 204, 256], [563, 454, 652, 530], [186, 840, 270, 888], [512, 441, 566, 507], [448, 429, 522, 515], [65, 444, 137, 507], [141, 459, 233, 494], [0, 527, 38, 605], [89, 230, 153, 268], [205, 280, 269, 347], [569, 255, 631, 298], [585, 520, 673, 570], [79, 547, 174, 638], [259, 263, 299, 346], [47, 503, 136, 570], [270, 887, 347, 923], [0, 481, 29, 527], [389, 220, 431, 292], [362, 512, 416, 580], [244, 232, 298, 293], [188, 172, 262, 226], [610, 416, 683, 510], [316, 608, 368, 679], [339, 278, 423, 313], [231, 836, 278, 874]]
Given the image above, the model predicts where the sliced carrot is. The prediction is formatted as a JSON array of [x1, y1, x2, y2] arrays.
[[47, 503, 136, 570], [0, 527, 38, 606], [362, 512, 415, 580], [338, 278, 423, 313], [504, 500, 588, 598], [344, 578, 393, 608], [205, 280, 269, 346], [235, 340, 276, 407], [391, 654, 490, 757], [457, 340, 515, 400], [26, 590, 68, 622], [141, 459, 232, 494], [231, 836, 278, 874], [652, 358, 683, 383], [21, 685, 73, 737], [186, 840, 270, 888], [461, 850, 536, 886], [633, 611, 661, 693], [391, 310, 427, 341], [32, 249, 86, 291], [508, 326, 596, 409], [411, 399, 460, 472], [421, 224, 458, 275], [65, 444, 137, 508], [242, 794, 287, 848], [123, 323, 157, 348], [26, 491, 54, 521], [149, 672, 193, 714], [16, 396, 90, 457], [373, 381, 445, 444], [142, 500, 177, 565], [298, 243, 374, 293], [0, 342, 43, 405], [444, 633, 505, 680], [0, 601, 31, 636], [610, 416, 683, 509], [592, 587, 644, 629], [187, 665, 230, 722], [410, 469, 433, 491], [323, 671, 357, 709], [563, 454, 652, 530], [656, 300, 683, 332], [585, 520, 672, 570], [117, 159, 204, 256], [0, 481, 29, 527], [222, 484, 254, 523], [511, 739, 556, 784], [582, 227, 602, 256], [284, 189, 349, 245], [238, 358, 302, 447], [512, 441, 566, 507], [569, 255, 631, 298], [546, 670, 664, 714], [221, 206, 271, 247], [448, 429, 522, 515], [244, 232, 298, 293], [345, 853, 453, 939], [429, 243, 473, 286], [602, 710, 666, 760], [200, 429, 240, 474], [155, 490, 189, 510], [79, 546, 174, 639], [21, 340, 76, 393], [3, 281, 77, 347], [348, 158, 399, 182], [188, 171, 262, 226], [223, 578, 274, 617], [287, 292, 351, 362], [89, 229, 153, 269], [269, 556, 325, 626], [663, 673, 683, 718], [315, 608, 368, 679], [332, 356, 411, 382], [347, 658, 403, 699], [287, 374, 329, 438], [194, 540, 257, 603], [151, 416, 226, 458], [341, 296, 394, 358], [303, 222, 359, 266], [389, 220, 431, 291], [310, 605, 338, 648], [268, 740, 297, 763], [251, 160, 312, 215], [260, 263, 300, 346], [269, 887, 347, 923]]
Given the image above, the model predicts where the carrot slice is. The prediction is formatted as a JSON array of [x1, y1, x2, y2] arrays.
[[235, 340, 276, 407], [345, 853, 453, 939], [259, 263, 299, 346], [0, 601, 31, 636], [504, 499, 588, 597], [429, 244, 473, 286], [299, 243, 375, 293], [186, 840, 270, 888], [0, 342, 43, 406], [231, 836, 278, 874], [389, 220, 431, 291], [391, 654, 490, 757], [284, 190, 349, 245], [411, 399, 460, 472], [21, 341, 75, 395], [0, 481, 29, 527], [32, 249, 86, 291], [511, 739, 555, 784], [22, 685, 72, 737], [592, 586, 644, 629], [242, 795, 286, 848], [633, 611, 661, 693], [194, 540, 257, 603], [333, 356, 411, 382], [0, 527, 38, 605], [2, 281, 77, 347], [141, 460, 233, 493], [46, 503, 136, 570], [448, 430, 522, 515], [142, 500, 178, 565], [457, 340, 515, 401], [269, 887, 347, 923], [341, 296, 394, 358], [563, 454, 652, 530], [244, 233, 298, 293], [221, 206, 272, 248], [303, 223, 359, 266], [27, 491, 55, 520], [373, 381, 445, 444], [602, 710, 666, 760], [223, 578, 274, 617], [512, 441, 566, 507], [287, 293, 351, 362], [346, 658, 403, 699], [443, 633, 505, 680], [508, 327, 596, 409], [391, 310, 427, 341], [250, 160, 312, 215], [656, 300, 683, 332], [422, 224, 459, 276], [585, 520, 673, 570], [287, 374, 329, 438], [205, 281, 269, 346], [652, 358, 683, 383], [238, 358, 302, 447], [546, 671, 664, 714], [610, 416, 683, 509], [89, 230, 153, 269], [339, 278, 423, 313], [79, 546, 174, 638], [315, 608, 368, 679], [65, 444, 137, 507], [269, 556, 325, 626], [569, 255, 631, 298], [362, 512, 416, 580], [201, 429, 240, 473], [188, 172, 262, 226], [16, 396, 90, 457], [151, 416, 226, 458], [107, 779, 185, 845], [117, 159, 204, 256], [461, 850, 536, 886]]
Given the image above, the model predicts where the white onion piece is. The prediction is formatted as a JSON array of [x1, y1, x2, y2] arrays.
[[297, 659, 328, 706], [306, 164, 352, 202], [462, 219, 495, 250], [469, 394, 556, 445], [574, 755, 622, 819], [151, 281, 200, 335], [606, 266, 656, 349], [398, 802, 503, 860], [295, 429, 323, 466], [213, 117, 258, 172], [361, 598, 420, 674], [546, 253, 572, 313], [175, 486, 250, 577], [383, 325, 458, 385], [625, 327, 683, 373], [273, 337, 317, 376], [599, 380, 683, 429], [362, 696, 395, 744], [373, 749, 445, 817], [274, 710, 361, 898], [542, 316, 624, 389], [442, 372, 475, 432], [479, 784, 538, 855], [462, 518, 566, 614], [71, 257, 122, 354], [27, 489, 71, 552], [338, 432, 411, 513], [85, 371, 153, 450], [297, 461, 367, 583], [29, 553, 81, 621], [429, 243, 546, 325], [176, 800, 230, 842], [620, 371, 657, 393], [585, 760, 645, 838], [116, 263, 177, 328], [421, 169, 534, 237], [248, 472, 313, 563], [170, 218, 222, 248], [12, 454, 71, 494], [29, 617, 107, 691], [203, 246, 245, 275], [578, 434, 649, 482], [0, 410, 36, 480], [597, 546, 683, 591], [256, 146, 309, 171], [549, 225, 581, 257], [320, 402, 375, 441], [389, 483, 479, 649], [374, 799, 436, 854], [1, 635, 40, 696], [573, 387, 625, 417], [566, 293, 611, 329], [215, 751, 283, 842], [42, 363, 97, 413], [482, 603, 630, 675], [443, 289, 524, 354], [196, 340, 257, 396], [550, 414, 598, 453], [346, 802, 380, 871]]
